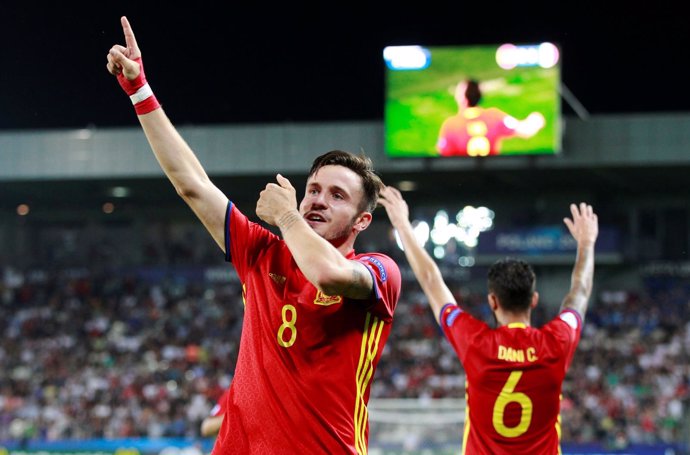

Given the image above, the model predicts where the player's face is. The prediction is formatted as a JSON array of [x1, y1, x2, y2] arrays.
[[299, 165, 367, 242]]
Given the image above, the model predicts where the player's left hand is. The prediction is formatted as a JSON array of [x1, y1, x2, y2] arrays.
[[378, 186, 410, 229], [563, 202, 598, 247], [256, 174, 298, 226]]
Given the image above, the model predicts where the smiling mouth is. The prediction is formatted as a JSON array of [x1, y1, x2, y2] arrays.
[[305, 213, 326, 223]]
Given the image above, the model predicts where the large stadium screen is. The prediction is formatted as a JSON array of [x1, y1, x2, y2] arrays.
[[383, 43, 561, 158]]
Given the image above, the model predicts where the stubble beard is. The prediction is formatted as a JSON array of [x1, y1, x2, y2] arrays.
[[321, 217, 359, 246]]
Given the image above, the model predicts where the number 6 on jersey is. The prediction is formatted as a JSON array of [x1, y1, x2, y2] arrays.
[[492, 370, 533, 437]]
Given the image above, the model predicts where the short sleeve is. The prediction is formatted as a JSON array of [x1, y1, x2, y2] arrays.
[[356, 254, 401, 322], [224, 202, 279, 280]]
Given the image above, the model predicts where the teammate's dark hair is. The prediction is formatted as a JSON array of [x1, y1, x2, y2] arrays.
[[487, 258, 536, 312], [309, 150, 384, 214], [464, 79, 482, 107]]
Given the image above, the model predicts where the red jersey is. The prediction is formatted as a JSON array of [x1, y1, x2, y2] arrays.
[[213, 203, 401, 455], [437, 107, 516, 157], [440, 304, 582, 455]]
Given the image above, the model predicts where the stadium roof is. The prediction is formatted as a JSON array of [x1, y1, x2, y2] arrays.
[[2, 164, 686, 216]]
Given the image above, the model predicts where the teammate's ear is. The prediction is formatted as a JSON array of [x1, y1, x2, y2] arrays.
[[488, 293, 499, 312], [530, 292, 539, 309]]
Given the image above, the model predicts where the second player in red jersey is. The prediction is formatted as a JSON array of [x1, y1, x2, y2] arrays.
[[380, 186, 598, 455], [441, 304, 581, 453]]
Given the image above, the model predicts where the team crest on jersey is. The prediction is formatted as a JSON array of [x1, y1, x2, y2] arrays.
[[269, 272, 286, 285], [314, 290, 342, 306]]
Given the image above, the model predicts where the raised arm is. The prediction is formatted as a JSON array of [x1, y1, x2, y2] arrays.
[[379, 186, 456, 323], [513, 112, 546, 138], [106, 16, 228, 251], [560, 202, 599, 321]]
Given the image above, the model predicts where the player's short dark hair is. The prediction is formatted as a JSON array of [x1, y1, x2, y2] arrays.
[[465, 79, 482, 107], [487, 258, 536, 312], [308, 150, 384, 214]]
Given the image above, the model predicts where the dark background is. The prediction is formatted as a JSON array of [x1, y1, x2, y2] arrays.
[[1, 2, 688, 131]]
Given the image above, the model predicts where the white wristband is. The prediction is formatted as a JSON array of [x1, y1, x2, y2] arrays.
[[129, 83, 154, 105]]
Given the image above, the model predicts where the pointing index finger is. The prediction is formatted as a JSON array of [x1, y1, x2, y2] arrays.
[[120, 16, 139, 53]]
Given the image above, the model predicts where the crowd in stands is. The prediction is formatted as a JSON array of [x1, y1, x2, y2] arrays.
[[0, 265, 241, 441], [1, 261, 688, 447]]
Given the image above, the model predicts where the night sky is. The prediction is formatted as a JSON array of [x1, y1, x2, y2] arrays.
[[1, 2, 687, 131]]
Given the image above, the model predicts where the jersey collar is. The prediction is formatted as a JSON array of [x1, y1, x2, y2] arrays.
[[506, 322, 527, 329]]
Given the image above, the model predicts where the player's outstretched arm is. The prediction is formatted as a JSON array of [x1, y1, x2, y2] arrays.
[[379, 186, 456, 323], [560, 202, 599, 322], [514, 112, 546, 138], [106, 16, 228, 252]]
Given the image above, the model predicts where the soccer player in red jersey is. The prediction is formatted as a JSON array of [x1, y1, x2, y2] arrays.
[[106, 17, 401, 455], [436, 79, 546, 157], [380, 186, 598, 455]]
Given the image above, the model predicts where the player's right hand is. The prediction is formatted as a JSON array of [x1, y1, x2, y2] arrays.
[[256, 174, 299, 228], [106, 16, 145, 92]]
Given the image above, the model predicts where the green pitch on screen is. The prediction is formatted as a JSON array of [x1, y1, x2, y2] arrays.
[[384, 44, 561, 158]]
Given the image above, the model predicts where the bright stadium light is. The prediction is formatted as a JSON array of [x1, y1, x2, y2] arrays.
[[464, 236, 478, 248], [393, 220, 430, 251], [414, 221, 430, 246], [455, 205, 494, 247], [394, 206, 494, 263], [496, 42, 559, 69], [459, 256, 475, 267], [538, 42, 560, 68], [433, 246, 445, 259], [431, 210, 453, 246], [496, 43, 518, 70], [429, 206, 495, 247], [16, 204, 30, 216], [383, 46, 431, 70], [109, 186, 130, 198], [397, 180, 418, 191]]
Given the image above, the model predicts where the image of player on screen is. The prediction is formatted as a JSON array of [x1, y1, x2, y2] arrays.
[[106, 16, 401, 455], [380, 186, 598, 454], [436, 79, 546, 157]]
